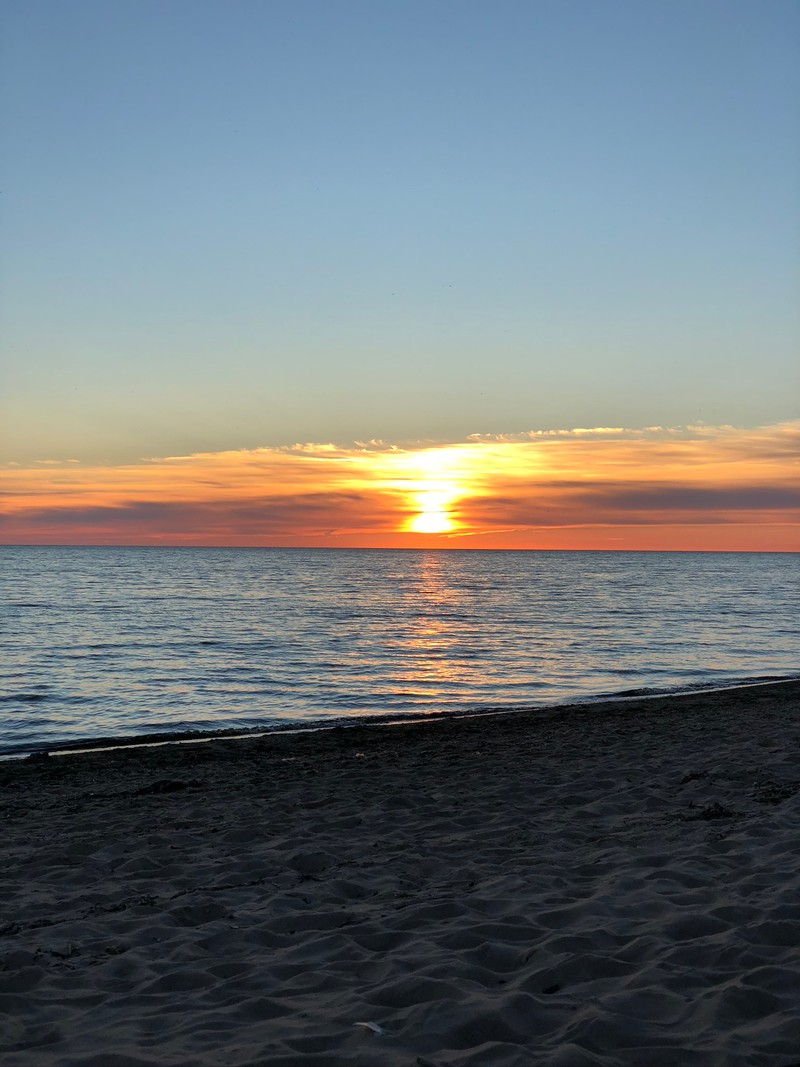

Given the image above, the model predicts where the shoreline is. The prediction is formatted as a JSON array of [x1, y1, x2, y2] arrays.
[[2, 679, 799, 1065], [5, 674, 799, 761]]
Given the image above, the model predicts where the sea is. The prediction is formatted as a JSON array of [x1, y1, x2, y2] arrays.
[[1, 546, 797, 756]]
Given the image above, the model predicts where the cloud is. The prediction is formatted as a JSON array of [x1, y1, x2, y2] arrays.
[[581, 485, 800, 512], [1, 421, 798, 549], [1, 492, 391, 539]]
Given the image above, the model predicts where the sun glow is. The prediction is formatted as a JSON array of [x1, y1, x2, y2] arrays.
[[407, 489, 456, 534], [2, 422, 797, 550], [388, 448, 472, 537]]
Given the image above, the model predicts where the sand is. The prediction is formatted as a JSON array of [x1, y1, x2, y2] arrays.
[[1, 680, 799, 1066]]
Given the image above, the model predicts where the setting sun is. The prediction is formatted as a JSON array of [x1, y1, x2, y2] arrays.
[[387, 448, 472, 537], [1, 423, 798, 550], [407, 489, 456, 534]]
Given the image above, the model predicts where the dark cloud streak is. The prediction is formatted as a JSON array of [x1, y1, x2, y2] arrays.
[[0, 492, 397, 538]]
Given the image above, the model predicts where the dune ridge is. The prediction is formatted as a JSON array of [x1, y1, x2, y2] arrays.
[[1, 680, 799, 1066]]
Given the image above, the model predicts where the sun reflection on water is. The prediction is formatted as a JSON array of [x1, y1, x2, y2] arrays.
[[396, 552, 469, 695]]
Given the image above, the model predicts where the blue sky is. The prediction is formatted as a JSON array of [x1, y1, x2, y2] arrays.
[[2, 0, 798, 464]]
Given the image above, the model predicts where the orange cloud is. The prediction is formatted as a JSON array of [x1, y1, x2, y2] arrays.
[[1, 422, 798, 550]]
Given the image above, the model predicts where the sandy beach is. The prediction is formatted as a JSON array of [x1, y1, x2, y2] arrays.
[[1, 680, 798, 1066]]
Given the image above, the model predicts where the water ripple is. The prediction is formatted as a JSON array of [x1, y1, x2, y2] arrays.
[[1, 546, 798, 754]]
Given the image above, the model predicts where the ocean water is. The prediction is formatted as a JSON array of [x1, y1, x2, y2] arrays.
[[1, 546, 797, 755]]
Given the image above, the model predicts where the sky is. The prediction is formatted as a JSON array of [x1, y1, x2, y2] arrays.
[[1, 0, 798, 549]]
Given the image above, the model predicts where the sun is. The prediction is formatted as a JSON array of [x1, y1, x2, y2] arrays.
[[372, 445, 477, 537], [405, 487, 457, 535], [408, 507, 454, 534]]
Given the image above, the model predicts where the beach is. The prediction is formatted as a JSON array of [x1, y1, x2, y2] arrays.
[[1, 680, 798, 1066]]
